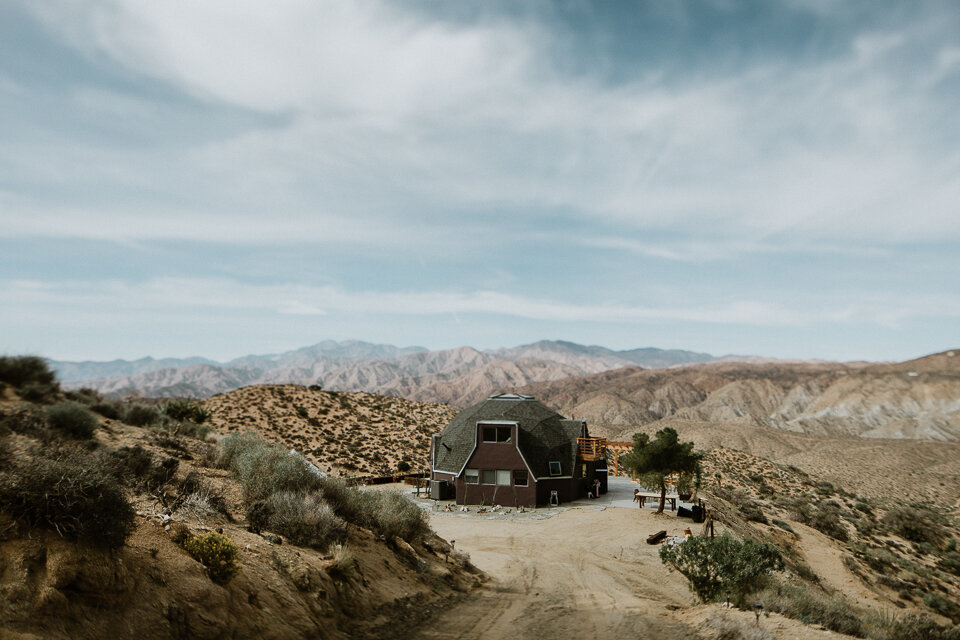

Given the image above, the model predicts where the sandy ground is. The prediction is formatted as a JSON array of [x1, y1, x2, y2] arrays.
[[407, 478, 855, 640]]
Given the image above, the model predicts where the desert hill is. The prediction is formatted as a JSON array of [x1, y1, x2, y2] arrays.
[[0, 366, 479, 640], [4, 356, 960, 638], [204, 385, 457, 477], [521, 349, 960, 441], [53, 339, 722, 404]]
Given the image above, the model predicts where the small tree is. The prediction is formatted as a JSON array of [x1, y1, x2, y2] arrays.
[[660, 533, 783, 604], [622, 427, 702, 514]]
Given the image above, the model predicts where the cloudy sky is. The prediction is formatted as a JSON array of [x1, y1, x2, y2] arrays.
[[2, 1, 958, 362]]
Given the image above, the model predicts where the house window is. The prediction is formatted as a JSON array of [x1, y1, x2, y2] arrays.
[[548, 461, 561, 476], [481, 469, 496, 484], [481, 426, 512, 443], [514, 470, 528, 486], [496, 470, 511, 486], [465, 469, 479, 484]]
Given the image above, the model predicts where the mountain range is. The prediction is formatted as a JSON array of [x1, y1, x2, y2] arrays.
[[520, 349, 960, 441], [51, 339, 722, 404]]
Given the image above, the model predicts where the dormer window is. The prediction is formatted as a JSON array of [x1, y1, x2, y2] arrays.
[[549, 461, 561, 476], [482, 426, 512, 443]]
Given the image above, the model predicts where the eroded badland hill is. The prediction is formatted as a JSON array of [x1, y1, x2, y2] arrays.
[[521, 349, 960, 441]]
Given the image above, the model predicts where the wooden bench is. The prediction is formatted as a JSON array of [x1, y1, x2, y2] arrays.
[[635, 492, 677, 511]]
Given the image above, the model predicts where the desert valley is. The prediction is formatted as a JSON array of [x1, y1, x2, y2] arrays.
[[2, 344, 959, 639]]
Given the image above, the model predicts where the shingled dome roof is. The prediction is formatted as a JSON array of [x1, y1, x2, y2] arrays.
[[433, 393, 583, 479]]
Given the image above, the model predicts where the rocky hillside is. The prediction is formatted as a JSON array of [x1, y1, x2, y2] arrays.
[[521, 349, 960, 441], [204, 385, 458, 477], [0, 360, 480, 640], [54, 340, 721, 404]]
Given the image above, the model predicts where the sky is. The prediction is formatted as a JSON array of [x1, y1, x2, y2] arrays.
[[1, 0, 958, 363]]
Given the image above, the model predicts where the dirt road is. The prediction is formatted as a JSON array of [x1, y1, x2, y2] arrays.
[[416, 506, 698, 640]]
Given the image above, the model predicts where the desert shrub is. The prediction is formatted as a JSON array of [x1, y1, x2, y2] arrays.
[[867, 614, 960, 640], [123, 403, 165, 427], [330, 544, 355, 578], [20, 382, 60, 403], [790, 500, 848, 542], [176, 421, 211, 441], [940, 552, 960, 577], [107, 444, 155, 483], [163, 399, 210, 424], [317, 479, 430, 542], [0, 454, 134, 549], [794, 561, 819, 583], [757, 579, 863, 636], [218, 433, 321, 502], [397, 461, 411, 473], [0, 355, 56, 388], [0, 436, 10, 470], [246, 500, 274, 534], [659, 533, 783, 604], [105, 445, 178, 492], [178, 470, 203, 495], [0, 405, 51, 439], [177, 486, 228, 520], [716, 487, 768, 524], [248, 492, 346, 548], [45, 401, 99, 439], [705, 612, 775, 640], [181, 531, 240, 585], [90, 400, 123, 420], [772, 519, 795, 534], [924, 592, 960, 623], [65, 387, 102, 405], [882, 506, 947, 547]]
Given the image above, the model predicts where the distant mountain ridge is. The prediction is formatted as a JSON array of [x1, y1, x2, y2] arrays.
[[50, 340, 723, 404], [519, 349, 960, 441]]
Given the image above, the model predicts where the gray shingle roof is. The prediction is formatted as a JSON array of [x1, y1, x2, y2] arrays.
[[433, 395, 585, 478]]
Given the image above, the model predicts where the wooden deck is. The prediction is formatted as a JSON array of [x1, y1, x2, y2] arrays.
[[576, 437, 607, 461]]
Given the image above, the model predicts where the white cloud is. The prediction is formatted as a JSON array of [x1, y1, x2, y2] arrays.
[[4, 277, 958, 330], [7, 0, 959, 255]]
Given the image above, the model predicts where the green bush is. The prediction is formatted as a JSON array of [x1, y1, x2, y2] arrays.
[[659, 533, 784, 604], [123, 403, 165, 427], [218, 433, 321, 503], [163, 399, 211, 424], [790, 500, 848, 542], [247, 492, 345, 548], [0, 454, 134, 549], [45, 401, 99, 439], [882, 506, 947, 547], [772, 519, 795, 534], [177, 421, 211, 441], [940, 551, 960, 577], [90, 400, 124, 420], [181, 531, 240, 585], [20, 382, 60, 403], [0, 356, 56, 388], [924, 592, 960, 623]]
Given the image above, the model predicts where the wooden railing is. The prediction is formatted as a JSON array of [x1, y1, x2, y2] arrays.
[[577, 437, 607, 461]]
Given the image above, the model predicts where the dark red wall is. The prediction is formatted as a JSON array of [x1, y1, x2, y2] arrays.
[[431, 424, 609, 506]]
